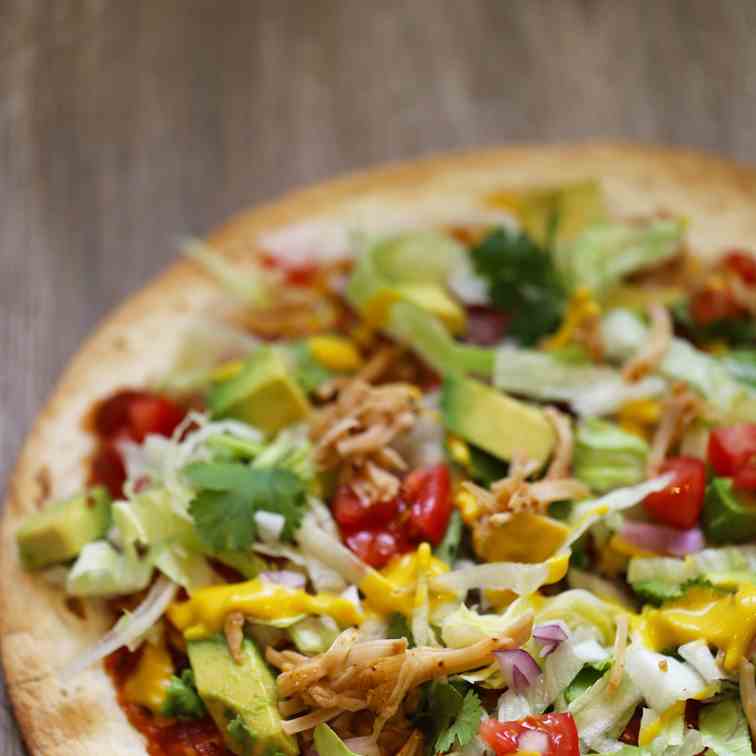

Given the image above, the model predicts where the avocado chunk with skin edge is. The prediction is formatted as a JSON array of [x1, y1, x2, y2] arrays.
[[188, 635, 298, 756], [441, 375, 555, 466], [16, 487, 111, 570], [208, 347, 310, 436]]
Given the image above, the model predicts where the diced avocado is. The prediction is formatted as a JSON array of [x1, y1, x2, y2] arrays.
[[394, 282, 466, 334], [16, 487, 111, 570], [208, 347, 310, 435], [441, 375, 555, 466], [702, 477, 756, 543], [473, 511, 569, 563], [188, 635, 298, 756], [313, 724, 360, 756]]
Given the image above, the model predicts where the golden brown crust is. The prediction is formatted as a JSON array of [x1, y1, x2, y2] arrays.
[[4, 143, 756, 754]]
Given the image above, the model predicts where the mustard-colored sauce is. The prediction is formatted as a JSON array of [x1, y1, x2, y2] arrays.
[[642, 585, 756, 671], [167, 578, 363, 639]]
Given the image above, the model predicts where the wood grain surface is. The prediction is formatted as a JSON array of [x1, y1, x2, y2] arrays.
[[2, 1, 756, 752]]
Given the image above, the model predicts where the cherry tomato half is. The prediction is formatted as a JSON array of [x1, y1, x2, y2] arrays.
[[689, 286, 742, 326], [90, 442, 127, 499], [403, 465, 453, 545], [332, 486, 399, 531], [479, 713, 580, 756], [643, 456, 707, 529], [734, 459, 756, 492], [708, 423, 756, 478], [94, 390, 185, 443], [345, 528, 406, 569]]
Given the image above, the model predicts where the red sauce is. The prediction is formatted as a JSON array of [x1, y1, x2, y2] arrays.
[[106, 648, 230, 756]]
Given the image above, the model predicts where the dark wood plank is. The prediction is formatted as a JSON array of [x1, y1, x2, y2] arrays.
[[3, 1, 756, 752]]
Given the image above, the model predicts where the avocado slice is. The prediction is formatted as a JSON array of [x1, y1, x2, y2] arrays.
[[441, 375, 555, 466], [188, 635, 298, 756], [208, 347, 310, 436], [702, 477, 756, 543], [16, 487, 111, 570], [473, 511, 569, 563]]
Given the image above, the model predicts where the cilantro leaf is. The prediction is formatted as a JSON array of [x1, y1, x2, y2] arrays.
[[161, 669, 206, 719], [434, 509, 463, 565], [186, 463, 307, 552], [434, 690, 484, 753], [471, 228, 566, 345]]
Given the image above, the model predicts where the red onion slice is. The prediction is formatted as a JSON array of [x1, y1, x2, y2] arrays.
[[260, 570, 307, 589], [619, 520, 704, 557], [533, 622, 569, 657], [495, 649, 541, 693]]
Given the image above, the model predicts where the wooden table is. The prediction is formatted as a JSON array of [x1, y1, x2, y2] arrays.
[[2, 1, 756, 751]]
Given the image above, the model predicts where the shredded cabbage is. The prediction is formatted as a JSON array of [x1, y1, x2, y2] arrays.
[[494, 347, 664, 416], [678, 640, 723, 684]]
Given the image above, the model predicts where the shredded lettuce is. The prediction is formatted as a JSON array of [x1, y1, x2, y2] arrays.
[[567, 669, 642, 751], [699, 698, 753, 756], [602, 308, 755, 413], [722, 349, 756, 390], [184, 238, 274, 306], [386, 301, 495, 377], [66, 541, 152, 597], [555, 219, 684, 297], [494, 347, 664, 416], [572, 418, 649, 493], [287, 616, 340, 655], [625, 644, 708, 712]]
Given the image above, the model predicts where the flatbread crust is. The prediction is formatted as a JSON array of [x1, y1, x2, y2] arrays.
[[4, 143, 756, 754]]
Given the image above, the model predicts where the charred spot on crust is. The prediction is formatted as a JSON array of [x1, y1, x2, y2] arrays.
[[34, 467, 52, 509]]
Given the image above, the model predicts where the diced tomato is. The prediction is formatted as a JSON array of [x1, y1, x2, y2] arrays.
[[127, 395, 186, 442], [94, 390, 185, 442], [403, 465, 453, 545], [260, 252, 321, 287], [643, 457, 707, 529], [464, 306, 509, 346], [332, 485, 399, 531], [94, 390, 148, 437], [724, 250, 756, 285], [734, 459, 756, 492], [90, 442, 127, 498], [345, 528, 406, 569], [708, 424, 756, 477], [689, 286, 741, 326], [479, 713, 580, 756]]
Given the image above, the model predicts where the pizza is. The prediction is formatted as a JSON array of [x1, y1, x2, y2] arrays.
[[3, 144, 756, 756]]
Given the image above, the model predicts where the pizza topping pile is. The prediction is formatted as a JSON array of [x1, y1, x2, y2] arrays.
[[16, 179, 756, 756]]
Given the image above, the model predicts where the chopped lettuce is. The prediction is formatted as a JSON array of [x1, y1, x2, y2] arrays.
[[386, 301, 495, 376], [184, 238, 273, 306], [66, 541, 152, 597], [494, 347, 664, 416], [346, 231, 467, 331], [573, 418, 649, 493], [602, 308, 756, 413], [722, 349, 756, 390], [699, 698, 753, 756], [555, 219, 684, 297], [312, 724, 361, 756], [149, 543, 215, 594], [625, 644, 708, 712], [287, 616, 340, 655], [568, 669, 642, 751]]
